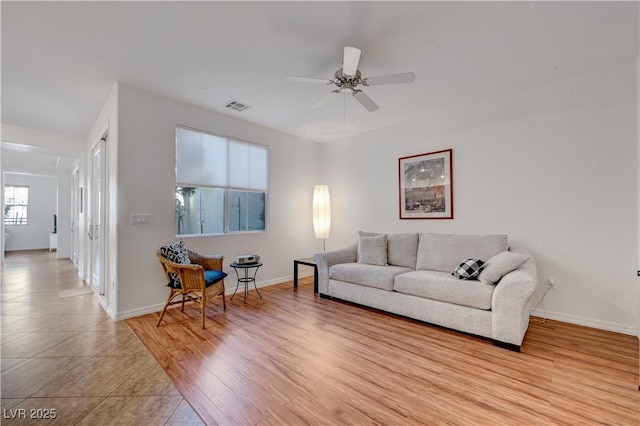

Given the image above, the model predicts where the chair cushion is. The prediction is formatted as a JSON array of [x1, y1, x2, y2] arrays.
[[166, 270, 227, 289], [204, 270, 228, 287]]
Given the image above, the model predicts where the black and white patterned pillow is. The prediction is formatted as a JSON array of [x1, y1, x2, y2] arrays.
[[160, 241, 191, 288], [452, 258, 484, 280], [160, 240, 191, 265]]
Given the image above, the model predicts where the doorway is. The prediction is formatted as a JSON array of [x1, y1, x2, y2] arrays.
[[89, 135, 106, 296], [71, 169, 80, 268]]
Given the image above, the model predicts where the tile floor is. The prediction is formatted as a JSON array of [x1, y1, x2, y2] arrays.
[[1, 250, 204, 425]]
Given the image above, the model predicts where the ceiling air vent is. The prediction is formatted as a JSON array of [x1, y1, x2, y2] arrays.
[[224, 100, 251, 112]]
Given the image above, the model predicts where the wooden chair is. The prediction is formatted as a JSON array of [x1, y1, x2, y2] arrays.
[[156, 249, 226, 329]]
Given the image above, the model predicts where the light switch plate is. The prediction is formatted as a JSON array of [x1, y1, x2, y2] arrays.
[[130, 214, 152, 225]]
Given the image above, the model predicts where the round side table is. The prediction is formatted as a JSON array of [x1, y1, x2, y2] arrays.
[[229, 262, 263, 303]]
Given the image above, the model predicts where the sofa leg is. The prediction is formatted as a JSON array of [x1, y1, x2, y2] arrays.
[[319, 293, 331, 300], [493, 341, 521, 352]]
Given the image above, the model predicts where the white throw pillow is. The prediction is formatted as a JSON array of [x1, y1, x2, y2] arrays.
[[358, 234, 388, 266], [478, 251, 529, 285]]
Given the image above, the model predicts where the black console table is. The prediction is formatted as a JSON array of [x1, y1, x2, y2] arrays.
[[293, 258, 318, 294]]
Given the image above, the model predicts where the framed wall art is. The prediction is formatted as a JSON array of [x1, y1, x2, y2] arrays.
[[398, 149, 453, 219]]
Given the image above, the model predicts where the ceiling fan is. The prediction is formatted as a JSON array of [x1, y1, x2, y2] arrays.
[[288, 46, 416, 112]]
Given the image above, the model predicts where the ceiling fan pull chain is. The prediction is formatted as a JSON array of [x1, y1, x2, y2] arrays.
[[343, 92, 346, 126]]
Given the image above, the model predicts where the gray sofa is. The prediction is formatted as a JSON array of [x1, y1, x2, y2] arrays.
[[315, 232, 543, 351]]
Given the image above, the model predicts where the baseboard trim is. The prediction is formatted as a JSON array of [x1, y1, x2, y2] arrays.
[[114, 273, 314, 321], [531, 308, 638, 336], [493, 340, 521, 352], [116, 303, 166, 321]]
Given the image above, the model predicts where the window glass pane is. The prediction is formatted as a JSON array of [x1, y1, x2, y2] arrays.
[[229, 141, 250, 189], [249, 145, 268, 190], [175, 127, 268, 236], [176, 187, 224, 235], [200, 188, 224, 234], [247, 191, 266, 231], [227, 190, 247, 232], [176, 128, 227, 186], [176, 187, 201, 235], [227, 190, 266, 232], [4, 186, 29, 226], [14, 187, 29, 204], [4, 206, 28, 225]]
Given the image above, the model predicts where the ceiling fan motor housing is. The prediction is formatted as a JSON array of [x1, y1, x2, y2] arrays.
[[333, 69, 363, 91]]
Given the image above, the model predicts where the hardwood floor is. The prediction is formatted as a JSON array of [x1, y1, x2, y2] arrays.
[[126, 278, 640, 425]]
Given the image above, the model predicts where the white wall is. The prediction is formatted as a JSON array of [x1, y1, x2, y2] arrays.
[[114, 84, 321, 318], [4, 173, 57, 251], [55, 172, 72, 259], [321, 61, 639, 335]]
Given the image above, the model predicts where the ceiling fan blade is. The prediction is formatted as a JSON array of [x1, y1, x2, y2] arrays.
[[311, 90, 340, 109], [287, 75, 332, 84], [353, 90, 379, 112], [363, 72, 416, 86], [342, 46, 361, 76]]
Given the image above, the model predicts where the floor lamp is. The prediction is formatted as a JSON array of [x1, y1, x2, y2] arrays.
[[312, 184, 331, 251]]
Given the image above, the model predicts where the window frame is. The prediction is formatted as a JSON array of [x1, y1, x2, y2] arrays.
[[4, 185, 30, 226], [175, 126, 269, 237]]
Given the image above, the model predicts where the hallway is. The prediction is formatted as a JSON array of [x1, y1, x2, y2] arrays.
[[1, 250, 203, 425]]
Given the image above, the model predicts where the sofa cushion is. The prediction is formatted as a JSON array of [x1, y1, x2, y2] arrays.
[[394, 270, 495, 310], [478, 251, 529, 285], [358, 234, 388, 266], [359, 231, 418, 269], [452, 259, 484, 280], [416, 233, 508, 273], [330, 263, 411, 291], [388, 233, 419, 269]]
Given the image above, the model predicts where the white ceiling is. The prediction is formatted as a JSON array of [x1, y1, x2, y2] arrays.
[[2, 142, 82, 173], [1, 1, 638, 148]]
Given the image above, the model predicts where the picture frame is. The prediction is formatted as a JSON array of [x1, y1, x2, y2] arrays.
[[399, 149, 453, 219]]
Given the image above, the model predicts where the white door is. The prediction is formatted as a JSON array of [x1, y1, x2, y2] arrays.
[[90, 138, 106, 295], [71, 169, 79, 267]]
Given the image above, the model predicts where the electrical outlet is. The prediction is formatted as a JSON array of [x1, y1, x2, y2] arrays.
[[547, 277, 555, 289]]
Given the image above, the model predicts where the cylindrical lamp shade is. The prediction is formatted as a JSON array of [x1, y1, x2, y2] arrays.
[[312, 185, 331, 239]]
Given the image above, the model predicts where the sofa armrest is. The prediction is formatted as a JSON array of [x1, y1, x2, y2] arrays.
[[491, 247, 540, 346], [314, 243, 358, 295]]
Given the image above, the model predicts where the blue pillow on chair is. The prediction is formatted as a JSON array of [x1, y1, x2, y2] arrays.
[[166, 270, 226, 289], [204, 270, 227, 287]]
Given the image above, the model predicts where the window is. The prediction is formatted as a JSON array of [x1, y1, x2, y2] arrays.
[[175, 126, 268, 236], [4, 185, 29, 225]]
